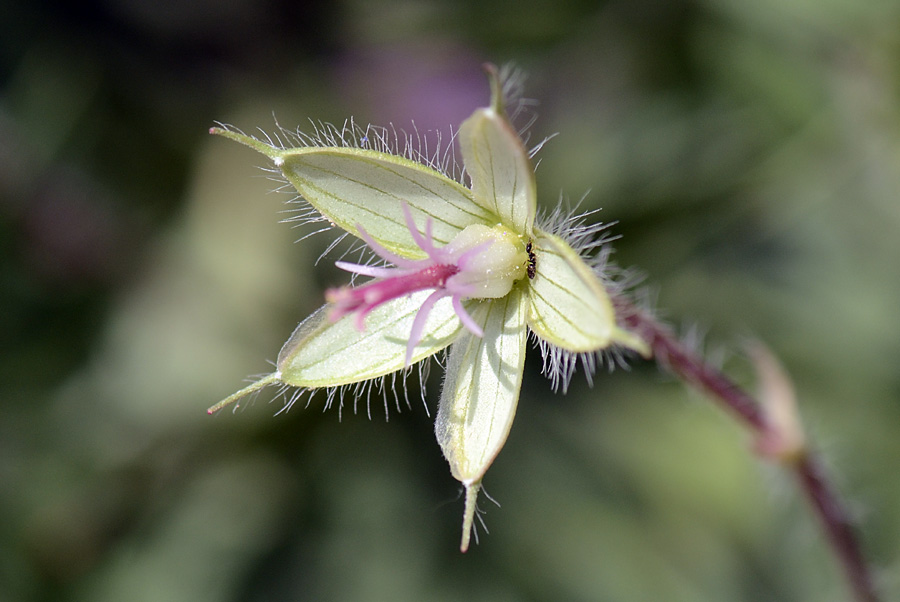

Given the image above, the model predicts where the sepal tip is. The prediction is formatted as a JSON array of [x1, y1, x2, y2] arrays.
[[613, 326, 652, 358], [481, 63, 504, 115], [209, 126, 282, 160], [207, 372, 282, 415], [460, 480, 481, 553]]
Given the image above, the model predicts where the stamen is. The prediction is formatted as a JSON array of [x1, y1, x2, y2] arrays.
[[407, 289, 450, 365], [403, 203, 436, 257], [354, 223, 421, 269]]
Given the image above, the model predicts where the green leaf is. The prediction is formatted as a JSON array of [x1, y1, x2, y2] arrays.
[[458, 69, 536, 235], [434, 289, 527, 551], [277, 291, 462, 388], [527, 230, 646, 354]]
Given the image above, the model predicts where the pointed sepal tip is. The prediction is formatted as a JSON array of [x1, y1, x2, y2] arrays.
[[481, 63, 504, 115], [207, 372, 282, 415], [459, 480, 481, 552], [208, 126, 282, 160]]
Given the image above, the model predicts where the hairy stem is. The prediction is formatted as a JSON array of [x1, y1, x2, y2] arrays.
[[614, 297, 879, 602]]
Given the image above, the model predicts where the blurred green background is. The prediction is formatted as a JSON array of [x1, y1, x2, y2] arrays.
[[2, 0, 899, 600]]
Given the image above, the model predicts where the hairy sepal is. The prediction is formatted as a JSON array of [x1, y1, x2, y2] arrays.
[[211, 128, 493, 258], [435, 289, 527, 551], [526, 230, 646, 354], [277, 290, 462, 388], [458, 67, 536, 236]]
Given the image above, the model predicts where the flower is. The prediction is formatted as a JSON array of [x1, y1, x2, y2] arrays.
[[208, 65, 648, 551]]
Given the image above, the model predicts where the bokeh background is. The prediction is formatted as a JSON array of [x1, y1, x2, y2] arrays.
[[2, 0, 899, 600]]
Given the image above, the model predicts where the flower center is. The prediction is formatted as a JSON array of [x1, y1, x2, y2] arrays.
[[325, 204, 528, 365]]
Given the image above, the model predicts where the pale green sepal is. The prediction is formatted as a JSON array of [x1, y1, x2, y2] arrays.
[[527, 229, 631, 352], [278, 291, 462, 388], [279, 148, 495, 257], [211, 128, 491, 258], [435, 290, 527, 550], [458, 73, 536, 235]]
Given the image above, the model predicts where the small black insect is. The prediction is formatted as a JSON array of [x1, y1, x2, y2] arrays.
[[526, 241, 536, 279]]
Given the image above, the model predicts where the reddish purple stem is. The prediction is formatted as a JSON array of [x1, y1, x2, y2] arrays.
[[614, 297, 880, 602]]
